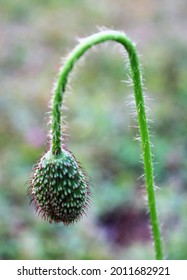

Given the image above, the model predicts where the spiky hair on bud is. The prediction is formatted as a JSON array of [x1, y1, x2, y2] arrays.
[[28, 148, 91, 224]]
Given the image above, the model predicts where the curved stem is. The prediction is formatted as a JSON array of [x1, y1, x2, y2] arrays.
[[51, 30, 163, 259]]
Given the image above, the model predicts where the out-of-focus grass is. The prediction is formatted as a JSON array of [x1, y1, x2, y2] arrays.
[[0, 0, 187, 259]]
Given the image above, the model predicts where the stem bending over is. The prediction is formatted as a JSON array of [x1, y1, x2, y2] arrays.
[[32, 30, 164, 259]]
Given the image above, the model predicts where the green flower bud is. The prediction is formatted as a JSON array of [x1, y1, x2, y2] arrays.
[[28, 149, 91, 224]]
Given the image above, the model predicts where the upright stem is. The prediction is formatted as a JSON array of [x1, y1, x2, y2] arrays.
[[51, 30, 163, 259]]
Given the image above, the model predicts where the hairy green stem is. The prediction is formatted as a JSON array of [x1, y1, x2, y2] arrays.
[[51, 30, 163, 259]]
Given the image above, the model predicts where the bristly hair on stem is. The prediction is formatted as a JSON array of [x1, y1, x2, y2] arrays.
[[28, 29, 163, 260]]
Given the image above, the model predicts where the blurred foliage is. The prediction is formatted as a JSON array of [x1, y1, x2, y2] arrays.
[[0, 0, 187, 259]]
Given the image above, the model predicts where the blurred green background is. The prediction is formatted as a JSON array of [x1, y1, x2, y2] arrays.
[[0, 0, 187, 260]]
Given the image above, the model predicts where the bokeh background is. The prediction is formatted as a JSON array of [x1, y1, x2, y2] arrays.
[[0, 0, 187, 260]]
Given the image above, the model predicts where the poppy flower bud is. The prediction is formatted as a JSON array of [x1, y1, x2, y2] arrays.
[[28, 149, 91, 224]]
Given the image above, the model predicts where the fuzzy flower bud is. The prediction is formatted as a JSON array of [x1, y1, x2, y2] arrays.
[[28, 149, 91, 224]]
